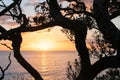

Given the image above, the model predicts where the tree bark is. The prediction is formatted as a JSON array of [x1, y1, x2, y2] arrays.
[[93, 0, 120, 50], [48, 0, 120, 80], [90, 55, 120, 79], [11, 32, 43, 80], [48, 0, 92, 80], [74, 25, 92, 80]]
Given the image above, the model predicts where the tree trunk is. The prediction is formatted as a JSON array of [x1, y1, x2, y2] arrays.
[[73, 23, 92, 80], [11, 32, 43, 80]]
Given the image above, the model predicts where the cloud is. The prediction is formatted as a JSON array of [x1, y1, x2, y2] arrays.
[[0, 16, 20, 29], [0, 16, 10, 24], [24, 2, 38, 7], [24, 0, 39, 7]]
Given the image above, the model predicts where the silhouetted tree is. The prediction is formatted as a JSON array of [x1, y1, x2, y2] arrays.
[[0, 0, 120, 80], [96, 68, 120, 80], [66, 29, 118, 80]]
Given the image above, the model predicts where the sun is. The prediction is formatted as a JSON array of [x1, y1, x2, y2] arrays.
[[38, 41, 54, 51]]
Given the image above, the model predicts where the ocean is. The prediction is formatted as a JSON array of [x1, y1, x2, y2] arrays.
[[0, 51, 79, 80]]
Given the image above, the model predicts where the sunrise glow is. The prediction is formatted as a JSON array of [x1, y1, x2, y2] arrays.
[[38, 41, 54, 51]]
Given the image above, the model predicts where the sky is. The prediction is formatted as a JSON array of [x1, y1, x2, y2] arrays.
[[0, 0, 120, 51], [0, 0, 76, 51]]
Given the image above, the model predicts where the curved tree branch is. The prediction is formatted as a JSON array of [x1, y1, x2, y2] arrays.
[[0, 21, 57, 40], [93, 0, 120, 50], [0, 18, 57, 80], [48, 1, 92, 80], [0, 43, 13, 50], [90, 55, 120, 79], [11, 32, 43, 80], [0, 53, 11, 80], [1, 0, 120, 80], [0, 0, 20, 16], [74, 26, 91, 80]]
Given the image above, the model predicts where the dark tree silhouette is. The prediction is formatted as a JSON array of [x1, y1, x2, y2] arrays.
[[96, 68, 120, 80], [66, 29, 117, 80], [0, 0, 120, 80], [0, 53, 11, 80]]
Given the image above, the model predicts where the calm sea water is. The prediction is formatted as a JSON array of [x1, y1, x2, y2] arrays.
[[0, 51, 79, 80]]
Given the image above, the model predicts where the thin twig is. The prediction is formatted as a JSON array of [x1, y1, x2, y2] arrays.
[[0, 53, 11, 80], [4, 53, 12, 71], [0, 43, 13, 50]]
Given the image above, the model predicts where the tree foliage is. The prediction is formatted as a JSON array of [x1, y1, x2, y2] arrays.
[[96, 68, 120, 80], [0, 0, 120, 80], [66, 29, 118, 80]]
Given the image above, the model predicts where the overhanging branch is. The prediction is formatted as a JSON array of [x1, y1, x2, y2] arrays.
[[0, 0, 20, 16], [91, 55, 120, 79], [0, 21, 57, 40]]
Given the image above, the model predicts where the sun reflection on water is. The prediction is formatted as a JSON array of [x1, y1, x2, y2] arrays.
[[40, 53, 48, 72]]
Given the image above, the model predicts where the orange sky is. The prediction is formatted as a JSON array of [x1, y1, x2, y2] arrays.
[[0, 26, 76, 51], [0, 0, 76, 51], [21, 27, 76, 51], [0, 0, 120, 51]]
